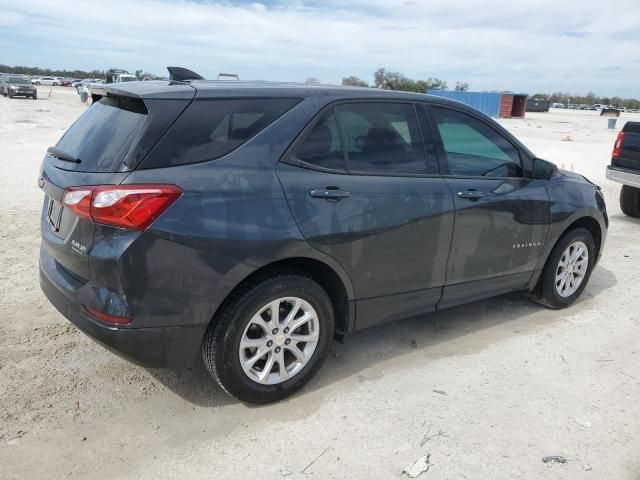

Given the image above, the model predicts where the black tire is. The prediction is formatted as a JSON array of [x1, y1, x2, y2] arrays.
[[32, 95, 37, 100], [620, 185, 640, 218], [202, 273, 334, 403], [35, 81, 40, 85], [534, 228, 596, 309]]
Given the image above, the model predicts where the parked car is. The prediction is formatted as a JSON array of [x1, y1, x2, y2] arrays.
[[606, 121, 640, 217], [38, 74, 608, 403], [2, 75, 37, 99], [60, 78, 78, 87], [33, 76, 61, 86]]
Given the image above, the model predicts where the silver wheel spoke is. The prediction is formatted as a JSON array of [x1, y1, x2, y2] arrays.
[[289, 332, 318, 343], [258, 351, 275, 382], [267, 300, 281, 327], [281, 298, 302, 330], [240, 337, 268, 349], [275, 349, 289, 381], [245, 347, 269, 368], [249, 316, 271, 334], [287, 345, 308, 364], [289, 312, 314, 332]]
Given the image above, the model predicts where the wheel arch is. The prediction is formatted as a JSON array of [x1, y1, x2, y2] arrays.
[[530, 214, 603, 292], [210, 256, 354, 338]]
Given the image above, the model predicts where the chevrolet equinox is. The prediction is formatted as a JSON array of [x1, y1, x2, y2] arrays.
[[39, 69, 608, 403]]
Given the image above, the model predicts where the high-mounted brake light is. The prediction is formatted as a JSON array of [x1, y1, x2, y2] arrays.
[[61, 184, 182, 231], [612, 131, 625, 158]]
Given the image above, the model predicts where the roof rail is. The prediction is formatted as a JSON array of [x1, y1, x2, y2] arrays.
[[218, 73, 239, 80], [167, 67, 205, 81]]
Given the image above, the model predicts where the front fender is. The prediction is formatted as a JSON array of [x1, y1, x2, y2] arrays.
[[528, 178, 607, 290]]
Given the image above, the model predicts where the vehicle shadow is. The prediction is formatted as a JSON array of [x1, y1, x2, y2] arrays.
[[146, 265, 617, 408]]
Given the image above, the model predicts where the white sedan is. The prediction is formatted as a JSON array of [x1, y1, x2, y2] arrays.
[[32, 77, 61, 86]]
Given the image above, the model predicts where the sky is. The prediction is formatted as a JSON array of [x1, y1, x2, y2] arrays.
[[0, 0, 638, 97]]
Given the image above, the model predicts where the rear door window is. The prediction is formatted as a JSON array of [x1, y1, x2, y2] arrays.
[[144, 98, 301, 168], [334, 103, 427, 175], [292, 111, 346, 171], [53, 96, 147, 172]]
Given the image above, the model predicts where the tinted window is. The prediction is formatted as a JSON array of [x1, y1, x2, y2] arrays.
[[335, 103, 427, 174], [8, 77, 30, 84], [432, 107, 523, 177], [149, 98, 300, 167], [293, 111, 346, 171], [54, 96, 147, 172]]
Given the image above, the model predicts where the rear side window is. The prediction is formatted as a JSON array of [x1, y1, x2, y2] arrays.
[[293, 111, 346, 171], [54, 96, 147, 172], [291, 102, 428, 175], [432, 107, 523, 177], [145, 98, 300, 168], [335, 103, 427, 174]]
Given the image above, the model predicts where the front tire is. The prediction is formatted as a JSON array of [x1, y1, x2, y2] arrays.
[[535, 228, 596, 309], [620, 185, 640, 217], [202, 273, 334, 403]]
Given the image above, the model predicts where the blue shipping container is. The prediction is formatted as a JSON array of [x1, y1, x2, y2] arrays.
[[426, 90, 502, 117]]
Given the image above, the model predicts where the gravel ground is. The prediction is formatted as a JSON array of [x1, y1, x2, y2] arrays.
[[1, 87, 639, 479]]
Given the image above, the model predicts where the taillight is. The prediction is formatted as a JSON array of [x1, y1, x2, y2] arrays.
[[61, 184, 182, 231], [612, 131, 625, 158]]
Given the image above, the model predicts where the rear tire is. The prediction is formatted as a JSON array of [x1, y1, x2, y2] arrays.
[[202, 273, 334, 403], [534, 228, 596, 309], [620, 185, 640, 218]]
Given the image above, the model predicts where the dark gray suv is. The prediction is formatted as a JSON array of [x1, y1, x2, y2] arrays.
[[39, 74, 608, 403]]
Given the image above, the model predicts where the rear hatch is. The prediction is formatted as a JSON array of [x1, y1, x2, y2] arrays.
[[40, 83, 195, 281]]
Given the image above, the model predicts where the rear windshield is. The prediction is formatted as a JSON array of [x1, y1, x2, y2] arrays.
[[53, 96, 147, 172], [141, 98, 300, 169]]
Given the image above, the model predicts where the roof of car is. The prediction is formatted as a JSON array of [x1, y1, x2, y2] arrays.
[[100, 79, 460, 104]]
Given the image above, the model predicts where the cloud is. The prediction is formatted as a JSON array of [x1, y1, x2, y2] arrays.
[[0, 0, 637, 96]]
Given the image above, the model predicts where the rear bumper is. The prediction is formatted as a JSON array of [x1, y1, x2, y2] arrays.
[[606, 165, 640, 188], [39, 255, 207, 368]]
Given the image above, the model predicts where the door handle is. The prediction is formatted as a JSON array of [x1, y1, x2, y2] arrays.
[[457, 189, 485, 200], [309, 187, 351, 201]]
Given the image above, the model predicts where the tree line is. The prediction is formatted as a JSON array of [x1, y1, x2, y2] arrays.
[[343, 68, 639, 109], [342, 68, 468, 92]]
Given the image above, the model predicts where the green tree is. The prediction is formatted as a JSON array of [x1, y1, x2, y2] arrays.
[[342, 76, 369, 87], [455, 81, 469, 91]]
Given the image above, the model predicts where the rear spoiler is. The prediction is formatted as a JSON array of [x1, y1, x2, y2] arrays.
[[89, 67, 204, 103]]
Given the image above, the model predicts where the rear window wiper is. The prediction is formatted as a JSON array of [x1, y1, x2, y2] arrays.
[[47, 146, 81, 163]]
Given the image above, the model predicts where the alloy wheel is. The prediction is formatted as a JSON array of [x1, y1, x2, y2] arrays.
[[239, 297, 320, 385], [555, 240, 589, 298]]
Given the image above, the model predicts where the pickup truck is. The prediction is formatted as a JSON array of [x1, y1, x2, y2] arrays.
[[606, 121, 640, 217]]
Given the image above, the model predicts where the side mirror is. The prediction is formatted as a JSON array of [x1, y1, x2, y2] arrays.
[[532, 158, 558, 180]]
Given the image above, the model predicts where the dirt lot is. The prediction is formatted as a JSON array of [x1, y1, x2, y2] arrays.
[[1, 86, 639, 479]]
